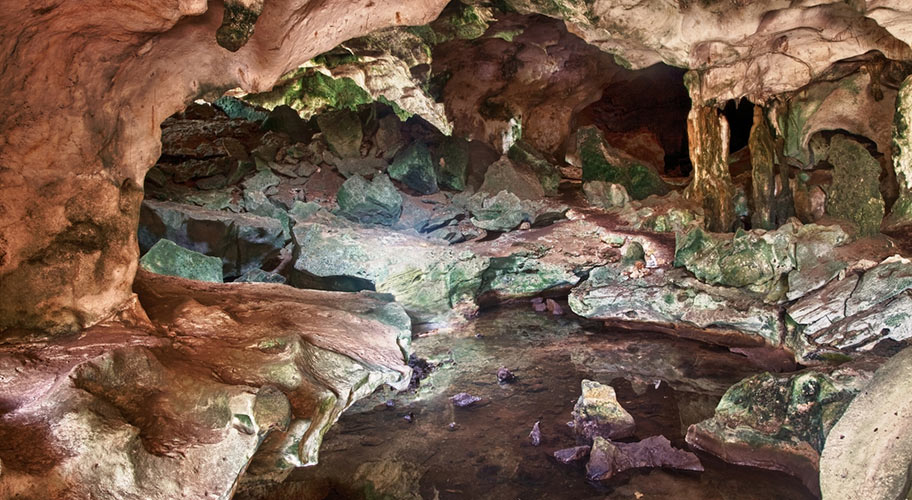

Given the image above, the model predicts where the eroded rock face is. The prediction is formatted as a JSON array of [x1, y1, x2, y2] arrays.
[[0, 0, 449, 336], [686, 366, 873, 496], [491, 0, 912, 103], [820, 346, 912, 500], [0, 271, 411, 498]]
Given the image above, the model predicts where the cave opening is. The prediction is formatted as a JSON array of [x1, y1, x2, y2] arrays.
[[722, 98, 755, 155], [578, 63, 693, 177]]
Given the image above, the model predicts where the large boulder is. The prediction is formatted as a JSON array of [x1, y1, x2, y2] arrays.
[[820, 347, 912, 500], [569, 265, 783, 347], [574, 126, 668, 201], [316, 109, 363, 159], [825, 135, 885, 236], [787, 255, 912, 363], [388, 143, 439, 195], [674, 223, 849, 301], [139, 239, 223, 283], [291, 213, 489, 324], [432, 137, 470, 191], [506, 141, 562, 196], [335, 174, 403, 225], [686, 368, 870, 496], [138, 200, 286, 279], [0, 270, 411, 499], [479, 157, 546, 201]]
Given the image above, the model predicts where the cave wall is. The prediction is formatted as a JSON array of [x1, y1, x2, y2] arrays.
[[4, 0, 912, 336], [0, 0, 448, 335]]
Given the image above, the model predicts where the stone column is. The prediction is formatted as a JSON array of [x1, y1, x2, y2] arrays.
[[886, 74, 912, 229], [749, 105, 792, 230], [685, 105, 737, 232]]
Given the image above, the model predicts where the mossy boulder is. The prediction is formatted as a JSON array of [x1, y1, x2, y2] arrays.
[[686, 369, 865, 494], [480, 157, 545, 200], [469, 190, 525, 231], [139, 239, 223, 283], [433, 137, 469, 191], [316, 109, 363, 159], [291, 213, 489, 324], [388, 143, 438, 195], [507, 140, 561, 196], [825, 135, 885, 236], [336, 174, 403, 225], [576, 126, 668, 200], [674, 226, 795, 299]]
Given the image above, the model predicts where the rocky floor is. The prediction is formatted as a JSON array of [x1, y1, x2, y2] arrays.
[[236, 306, 816, 500]]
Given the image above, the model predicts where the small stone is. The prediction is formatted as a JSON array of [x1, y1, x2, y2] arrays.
[[587, 435, 703, 481], [403, 412, 415, 423], [545, 298, 564, 315], [553, 445, 591, 465], [497, 367, 516, 384], [571, 380, 636, 441], [448, 422, 459, 431], [530, 421, 542, 446], [532, 297, 548, 312], [385, 399, 396, 408], [450, 392, 482, 408]]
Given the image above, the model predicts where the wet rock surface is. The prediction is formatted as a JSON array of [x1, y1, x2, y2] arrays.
[[586, 435, 704, 481], [236, 307, 817, 500]]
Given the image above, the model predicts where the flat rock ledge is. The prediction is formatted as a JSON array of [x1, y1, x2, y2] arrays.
[[0, 270, 411, 499]]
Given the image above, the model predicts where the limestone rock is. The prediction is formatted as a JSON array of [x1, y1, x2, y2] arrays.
[[336, 174, 403, 226], [825, 135, 885, 236], [586, 436, 703, 481], [433, 137, 470, 191], [0, 270, 411, 499], [291, 212, 489, 324], [788, 256, 912, 363], [388, 143, 439, 195], [569, 266, 782, 347], [674, 226, 794, 300], [583, 181, 630, 209], [506, 141, 562, 196], [480, 157, 545, 201], [575, 126, 668, 201], [469, 190, 525, 232], [686, 368, 869, 496], [139, 239, 223, 283], [571, 380, 635, 441], [684, 105, 736, 232], [138, 200, 286, 280], [316, 109, 363, 159], [820, 347, 912, 500]]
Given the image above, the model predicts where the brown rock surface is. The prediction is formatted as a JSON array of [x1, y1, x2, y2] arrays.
[[0, 270, 411, 498], [0, 0, 448, 336]]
